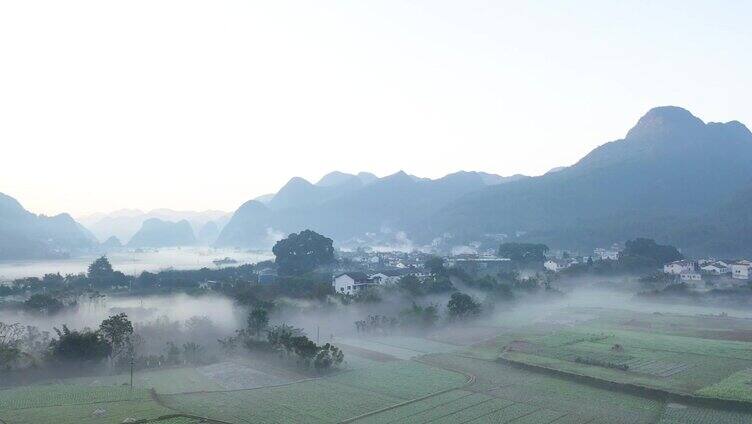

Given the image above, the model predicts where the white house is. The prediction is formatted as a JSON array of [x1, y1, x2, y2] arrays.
[[663, 260, 695, 275], [593, 248, 619, 261], [369, 271, 402, 286], [544, 259, 575, 272], [730, 261, 752, 280], [700, 262, 730, 275], [332, 272, 374, 295], [680, 272, 702, 282]]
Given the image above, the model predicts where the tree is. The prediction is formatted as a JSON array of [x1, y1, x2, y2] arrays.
[[620, 238, 683, 267], [314, 343, 344, 371], [424, 256, 446, 275], [423, 275, 455, 294], [182, 342, 206, 365], [272, 230, 335, 275], [447, 292, 481, 320], [49, 326, 111, 364], [498, 243, 549, 263], [398, 275, 423, 296], [399, 302, 438, 329], [23, 294, 64, 315], [165, 342, 181, 364], [0, 322, 24, 370], [42, 273, 65, 288], [290, 335, 318, 367], [99, 313, 133, 359], [88, 256, 114, 280], [267, 324, 303, 356], [247, 308, 269, 338]]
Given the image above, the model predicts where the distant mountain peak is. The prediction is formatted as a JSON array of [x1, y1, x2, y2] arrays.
[[357, 172, 378, 185], [626, 106, 705, 141], [128, 217, 195, 247], [283, 176, 314, 188], [382, 170, 416, 184], [316, 171, 356, 187], [237, 199, 270, 212]]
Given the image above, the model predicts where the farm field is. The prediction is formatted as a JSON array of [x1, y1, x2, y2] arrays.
[[495, 308, 752, 401], [0, 385, 172, 424], [5, 307, 752, 423], [160, 360, 469, 423], [62, 360, 298, 394]]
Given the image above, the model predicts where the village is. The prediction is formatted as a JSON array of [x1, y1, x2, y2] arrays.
[[330, 243, 752, 296]]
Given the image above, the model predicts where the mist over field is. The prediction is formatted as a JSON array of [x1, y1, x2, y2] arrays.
[[3, 1, 752, 423]]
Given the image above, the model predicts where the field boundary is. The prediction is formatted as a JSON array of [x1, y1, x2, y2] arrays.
[[143, 413, 233, 424], [498, 356, 752, 412], [338, 358, 476, 423], [338, 387, 465, 423]]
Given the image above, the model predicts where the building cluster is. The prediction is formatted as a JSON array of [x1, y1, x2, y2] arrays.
[[543, 245, 622, 273], [332, 270, 414, 295], [663, 259, 752, 289], [336, 250, 428, 272], [445, 253, 511, 273]]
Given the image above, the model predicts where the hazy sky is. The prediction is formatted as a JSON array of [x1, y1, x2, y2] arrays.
[[1, 1, 750, 217]]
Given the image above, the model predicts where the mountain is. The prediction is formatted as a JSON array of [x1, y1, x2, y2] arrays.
[[356, 172, 378, 185], [215, 200, 274, 247], [100, 236, 123, 249], [128, 218, 196, 247], [197, 220, 221, 245], [545, 166, 567, 175], [217, 106, 752, 256], [268, 174, 366, 211], [0, 193, 95, 259], [427, 106, 752, 255], [80, 209, 228, 242], [215, 169, 522, 248], [254, 193, 275, 204], [670, 183, 752, 257], [315, 171, 379, 187]]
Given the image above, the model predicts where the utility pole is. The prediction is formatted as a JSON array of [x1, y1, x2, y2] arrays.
[[317, 325, 320, 344], [129, 336, 134, 390]]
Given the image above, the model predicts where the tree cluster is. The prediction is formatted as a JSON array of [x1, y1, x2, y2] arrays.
[[220, 308, 344, 372]]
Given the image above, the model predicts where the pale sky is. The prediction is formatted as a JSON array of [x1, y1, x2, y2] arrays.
[[1, 1, 750, 217]]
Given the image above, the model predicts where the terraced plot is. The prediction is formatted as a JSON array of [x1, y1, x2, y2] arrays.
[[500, 327, 752, 395]]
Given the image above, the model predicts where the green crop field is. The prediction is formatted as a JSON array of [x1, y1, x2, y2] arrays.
[[160, 360, 468, 423], [63, 367, 224, 394], [657, 403, 752, 424], [498, 319, 752, 398], [5, 308, 752, 423], [423, 353, 665, 423], [0, 384, 172, 424], [695, 368, 752, 401], [0, 385, 150, 410]]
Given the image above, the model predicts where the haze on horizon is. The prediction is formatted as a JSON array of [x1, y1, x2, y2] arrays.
[[1, 0, 750, 216]]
